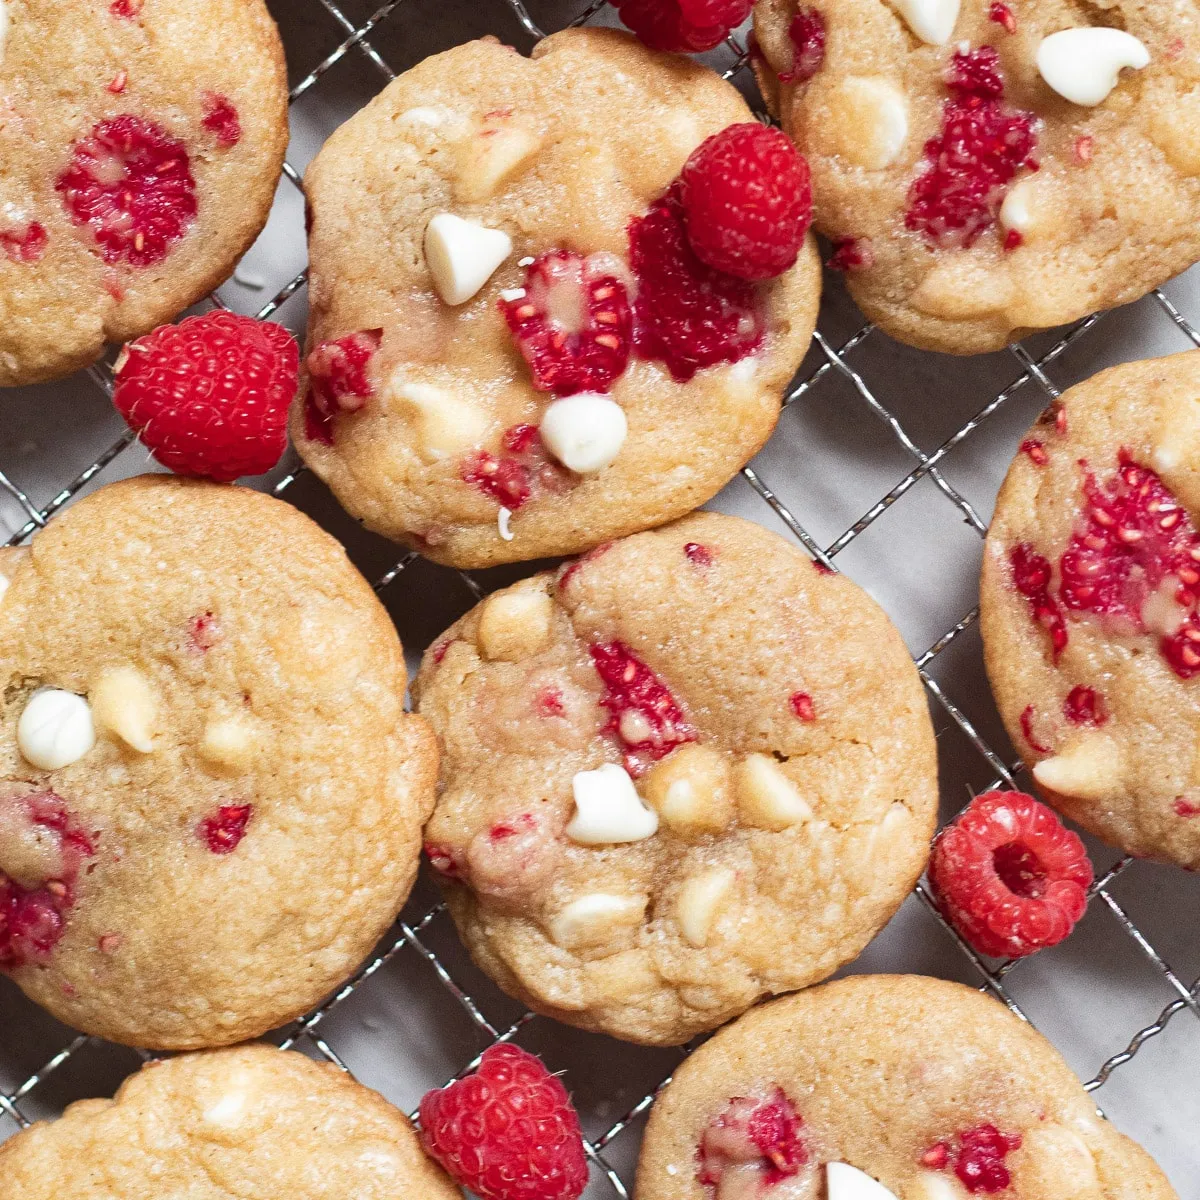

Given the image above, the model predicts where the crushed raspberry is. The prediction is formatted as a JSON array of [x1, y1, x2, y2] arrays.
[[198, 804, 252, 854], [501, 251, 632, 396], [461, 451, 532, 510], [1009, 543, 1067, 660], [781, 7, 826, 82], [922, 1144, 951, 1170], [827, 237, 874, 271], [1055, 405, 1069, 436], [678, 123, 812, 281], [189, 611, 220, 653], [988, 2, 1017, 33], [466, 811, 563, 901], [1018, 705, 1049, 754], [629, 184, 764, 382], [684, 541, 713, 567], [697, 1090, 807, 1191], [929, 790, 1092, 959], [56, 116, 197, 266], [0, 222, 48, 264], [1063, 686, 1106, 726], [1019, 438, 1048, 465], [419, 1043, 588, 1200], [424, 843, 464, 878], [504, 423, 540, 454], [304, 394, 334, 445], [535, 687, 566, 717], [906, 47, 1038, 249], [110, 0, 143, 15], [108, 71, 128, 95], [954, 1125, 1023, 1193], [304, 329, 383, 437], [1003, 229, 1024, 251], [431, 639, 451, 665], [612, 0, 753, 53], [201, 93, 242, 148], [789, 692, 816, 722], [1174, 798, 1200, 817]]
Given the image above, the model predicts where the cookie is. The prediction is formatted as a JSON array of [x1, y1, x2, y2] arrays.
[[752, 0, 1200, 354], [0, 1044, 461, 1199], [636, 974, 1178, 1200], [981, 350, 1200, 869], [293, 29, 821, 569], [0, 475, 437, 1049], [0, 0, 288, 386], [413, 512, 937, 1045]]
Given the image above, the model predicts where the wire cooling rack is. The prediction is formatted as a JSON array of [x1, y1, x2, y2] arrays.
[[2, 1, 1199, 1194]]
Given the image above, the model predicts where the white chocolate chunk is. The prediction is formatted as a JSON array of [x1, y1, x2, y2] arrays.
[[200, 717, 257, 770], [642, 744, 733, 838], [1152, 391, 1200, 475], [399, 106, 447, 128], [538, 393, 627, 474], [454, 123, 542, 202], [828, 1163, 901, 1200], [886, 0, 959, 44], [734, 753, 812, 830], [676, 867, 735, 947], [999, 177, 1035, 234], [204, 1090, 248, 1128], [566, 763, 659, 845], [1036, 28, 1149, 107], [904, 1173, 968, 1200], [547, 892, 647, 950], [18, 689, 95, 770], [827, 77, 910, 169], [477, 587, 553, 661], [390, 378, 491, 460], [90, 667, 158, 753], [424, 213, 513, 306], [1033, 734, 1121, 799], [498, 507, 514, 541], [1014, 1124, 1099, 1198]]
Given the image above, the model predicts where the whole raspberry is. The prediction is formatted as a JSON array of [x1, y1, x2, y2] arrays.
[[679, 123, 812, 281], [113, 312, 299, 482], [928, 791, 1092, 959], [613, 0, 752, 53], [418, 1044, 588, 1200]]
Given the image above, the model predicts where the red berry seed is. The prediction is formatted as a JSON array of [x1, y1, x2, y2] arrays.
[[1063, 685, 1106, 726], [198, 804, 252, 855], [929, 790, 1092, 959], [789, 692, 816, 722], [612, 0, 752, 53], [0, 222, 48, 264], [419, 1044, 588, 1200], [201, 93, 242, 148], [697, 1090, 807, 1191], [781, 7, 826, 83], [1009, 542, 1067, 661]]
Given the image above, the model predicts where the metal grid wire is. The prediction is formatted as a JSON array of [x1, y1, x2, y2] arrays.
[[2, 1, 1199, 1193]]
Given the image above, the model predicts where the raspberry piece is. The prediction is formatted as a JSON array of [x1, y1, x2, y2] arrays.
[[1063, 685, 1106, 726], [462, 451, 532, 510], [198, 804, 252, 855], [110, 0, 143, 14], [1018, 705, 1049, 753], [789, 692, 816, 721], [501, 251, 632, 396], [424, 843, 464, 878], [826, 237, 874, 271], [56, 116, 197, 266], [954, 1125, 1022, 1193], [1018, 438, 1048, 466], [781, 7, 826, 83], [1174, 798, 1200, 817], [305, 329, 382, 419], [684, 541, 713, 567], [629, 184, 765, 382], [590, 641, 696, 774], [697, 1090, 806, 1191], [988, 1, 1017, 33], [612, 0, 752, 53], [0, 222, 47, 264], [679, 123, 812, 281], [202, 93, 242, 148], [906, 47, 1038, 248], [504, 423, 541, 454], [113, 312, 299, 482], [535, 686, 566, 717], [1008, 543, 1067, 661], [419, 1044, 589, 1200], [928, 790, 1092, 959], [466, 812, 563, 902], [188, 611, 221, 653]]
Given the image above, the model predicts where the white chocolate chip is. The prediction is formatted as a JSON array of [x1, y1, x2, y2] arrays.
[[886, 0, 960, 44], [827, 1164, 901, 1200], [454, 122, 542, 202], [1033, 734, 1122, 799], [904, 1173, 968, 1200], [547, 892, 647, 950], [399, 106, 447, 128], [17, 689, 95, 770], [1014, 1124, 1099, 1197], [390, 378, 491, 461], [676, 866, 735, 947], [566, 763, 659, 845], [824, 77, 910, 169], [90, 667, 158, 753], [642, 744, 733, 838], [999, 176, 1035, 235], [200, 716, 258, 770], [1036, 28, 1149, 107], [477, 587, 553, 661], [424, 213, 513, 306], [498, 507, 514, 541], [733, 753, 812, 830], [538, 393, 627, 474]]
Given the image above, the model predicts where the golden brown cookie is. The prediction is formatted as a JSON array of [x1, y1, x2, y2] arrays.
[[414, 512, 937, 1045]]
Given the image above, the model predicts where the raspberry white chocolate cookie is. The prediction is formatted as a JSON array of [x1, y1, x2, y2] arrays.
[[0, 0, 288, 386], [981, 351, 1200, 869], [0, 476, 437, 1048], [636, 974, 1178, 1200], [414, 513, 937, 1045], [752, 0, 1200, 354], [0, 1044, 462, 1200], [293, 30, 821, 569]]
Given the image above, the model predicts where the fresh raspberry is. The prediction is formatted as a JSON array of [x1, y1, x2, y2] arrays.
[[56, 115, 197, 266], [1008, 543, 1067, 661], [462, 451, 532, 510], [678, 123, 812, 281], [697, 1090, 807, 1191], [201, 93, 242, 148], [629, 184, 764, 381], [113, 312, 299, 482], [501, 251, 632, 396], [198, 804, 252, 855], [0, 222, 47, 264], [418, 1043, 588, 1200], [906, 47, 1038, 248], [928, 790, 1092, 959], [826, 237, 874, 271], [1063, 685, 1106, 726], [781, 7, 827, 82], [613, 0, 752, 53]]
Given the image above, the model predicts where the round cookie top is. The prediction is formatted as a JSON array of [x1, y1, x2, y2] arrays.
[[981, 350, 1200, 869], [636, 974, 1178, 1200], [293, 29, 821, 568], [0, 0, 288, 386], [413, 512, 937, 1045], [0, 475, 437, 1049], [752, 0, 1200, 354], [0, 1044, 462, 1199]]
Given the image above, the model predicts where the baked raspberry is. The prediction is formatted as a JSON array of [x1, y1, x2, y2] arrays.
[[202, 93, 242, 148], [557, 541, 614, 592], [424, 843, 464, 878], [461, 451, 532, 510], [188, 611, 221, 654], [0, 222, 47, 264], [953, 1124, 1023, 1193], [504, 423, 541, 454], [781, 7, 826, 82], [501, 251, 632, 396], [590, 641, 696, 774], [305, 329, 382, 420], [56, 116, 197, 266], [465, 811, 563, 902], [988, 1, 1017, 33], [827, 237, 874, 271], [906, 47, 1038, 249], [198, 804, 252, 855], [535, 686, 566, 717], [110, 0, 143, 15], [928, 790, 1092, 959], [419, 1043, 589, 1200], [684, 541, 713, 567], [1018, 438, 1048, 466], [1018, 704, 1049, 753], [789, 691, 816, 721], [629, 184, 765, 382], [113, 312, 299, 482], [1008, 543, 1067, 660], [679, 124, 812, 281], [1063, 685, 1106, 726], [697, 1090, 807, 1191], [612, 0, 752, 53]]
